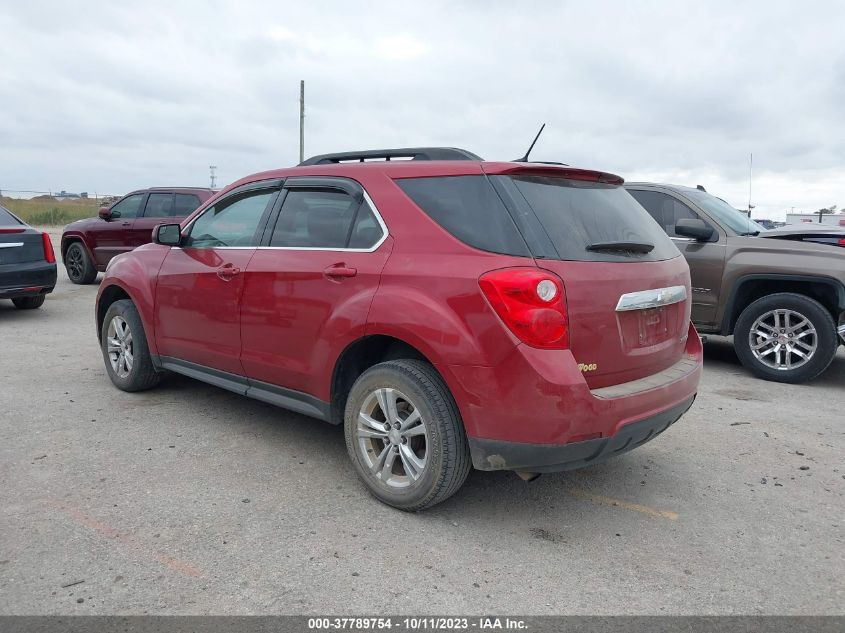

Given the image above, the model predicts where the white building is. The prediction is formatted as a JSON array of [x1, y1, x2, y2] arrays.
[[784, 212, 845, 226]]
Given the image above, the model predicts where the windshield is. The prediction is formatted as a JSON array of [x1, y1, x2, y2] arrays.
[[682, 189, 765, 235]]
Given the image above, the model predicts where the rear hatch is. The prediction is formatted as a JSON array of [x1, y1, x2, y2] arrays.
[[0, 207, 44, 266], [491, 172, 691, 389]]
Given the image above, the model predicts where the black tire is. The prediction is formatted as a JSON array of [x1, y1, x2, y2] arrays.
[[12, 295, 46, 310], [100, 299, 161, 392], [733, 292, 838, 383], [344, 359, 471, 511], [65, 242, 97, 284]]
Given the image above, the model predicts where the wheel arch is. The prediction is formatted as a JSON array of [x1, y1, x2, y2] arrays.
[[330, 334, 446, 426], [96, 283, 133, 342], [60, 232, 92, 260], [721, 274, 845, 336]]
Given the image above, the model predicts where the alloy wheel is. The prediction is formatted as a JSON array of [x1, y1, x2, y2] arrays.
[[66, 247, 84, 281], [106, 315, 134, 378], [749, 308, 817, 371], [356, 387, 428, 488]]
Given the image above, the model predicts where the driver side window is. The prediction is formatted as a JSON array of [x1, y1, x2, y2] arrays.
[[110, 193, 145, 219], [184, 190, 274, 248], [629, 190, 704, 238]]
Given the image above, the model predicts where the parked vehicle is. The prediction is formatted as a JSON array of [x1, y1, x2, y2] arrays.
[[96, 148, 702, 510], [626, 183, 845, 383], [0, 205, 57, 309], [61, 187, 214, 284], [760, 223, 845, 248]]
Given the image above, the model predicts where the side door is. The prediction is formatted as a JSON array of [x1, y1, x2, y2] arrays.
[[131, 192, 174, 249], [90, 192, 145, 267], [240, 177, 392, 400], [154, 181, 281, 375], [628, 188, 727, 325]]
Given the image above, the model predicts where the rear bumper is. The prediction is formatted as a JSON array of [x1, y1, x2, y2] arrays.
[[0, 261, 57, 299], [468, 395, 694, 472], [443, 321, 702, 471]]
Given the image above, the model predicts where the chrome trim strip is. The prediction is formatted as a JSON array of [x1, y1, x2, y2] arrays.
[[670, 236, 695, 243], [838, 323, 845, 344], [178, 186, 388, 253], [615, 285, 687, 312], [0, 242, 24, 249]]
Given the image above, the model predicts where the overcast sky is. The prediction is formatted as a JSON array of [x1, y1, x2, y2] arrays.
[[1, 1, 843, 219]]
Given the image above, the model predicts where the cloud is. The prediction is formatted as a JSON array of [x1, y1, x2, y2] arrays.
[[0, 0, 842, 218]]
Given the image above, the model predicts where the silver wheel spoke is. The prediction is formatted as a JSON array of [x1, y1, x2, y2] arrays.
[[375, 388, 399, 423], [371, 445, 391, 475], [399, 444, 425, 481], [358, 412, 387, 435], [381, 448, 397, 480]]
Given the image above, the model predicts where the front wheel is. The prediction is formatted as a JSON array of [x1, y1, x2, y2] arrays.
[[101, 299, 161, 392], [344, 360, 471, 511], [733, 293, 838, 383], [65, 242, 97, 284]]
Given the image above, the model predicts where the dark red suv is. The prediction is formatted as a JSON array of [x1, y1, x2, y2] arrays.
[[61, 187, 214, 284], [95, 148, 702, 510]]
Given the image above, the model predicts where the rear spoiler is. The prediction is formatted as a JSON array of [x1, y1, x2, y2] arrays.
[[487, 163, 624, 185]]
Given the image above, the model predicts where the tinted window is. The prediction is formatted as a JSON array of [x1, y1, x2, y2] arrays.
[[0, 206, 22, 226], [502, 176, 679, 262], [172, 193, 202, 216], [185, 191, 273, 248], [143, 193, 173, 218], [349, 201, 384, 249], [396, 176, 530, 256], [628, 190, 703, 238], [270, 189, 359, 248], [110, 193, 144, 219]]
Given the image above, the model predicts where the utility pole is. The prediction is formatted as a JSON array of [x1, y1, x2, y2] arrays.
[[747, 152, 753, 218], [209, 165, 217, 189], [299, 80, 305, 164]]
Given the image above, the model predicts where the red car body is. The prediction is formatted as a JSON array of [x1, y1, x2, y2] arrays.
[[96, 156, 701, 474], [61, 187, 215, 274]]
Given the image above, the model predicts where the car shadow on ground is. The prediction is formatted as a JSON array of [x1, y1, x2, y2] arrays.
[[149, 371, 688, 527]]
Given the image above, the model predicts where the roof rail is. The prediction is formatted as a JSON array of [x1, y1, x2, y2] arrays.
[[298, 147, 483, 166]]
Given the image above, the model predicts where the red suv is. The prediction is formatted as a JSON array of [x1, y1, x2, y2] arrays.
[[61, 187, 214, 284], [95, 148, 702, 510]]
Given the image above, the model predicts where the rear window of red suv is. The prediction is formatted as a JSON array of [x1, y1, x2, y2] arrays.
[[397, 174, 679, 262]]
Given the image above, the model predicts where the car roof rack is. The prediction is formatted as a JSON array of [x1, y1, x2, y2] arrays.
[[298, 147, 483, 166]]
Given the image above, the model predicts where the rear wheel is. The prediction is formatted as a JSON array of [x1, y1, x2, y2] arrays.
[[733, 292, 837, 383], [344, 360, 471, 511], [65, 242, 97, 284], [12, 295, 46, 310], [101, 299, 161, 392]]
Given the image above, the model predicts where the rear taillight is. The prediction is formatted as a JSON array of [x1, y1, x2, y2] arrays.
[[479, 267, 569, 349], [838, 238, 845, 247], [0, 228, 25, 234], [42, 233, 56, 263]]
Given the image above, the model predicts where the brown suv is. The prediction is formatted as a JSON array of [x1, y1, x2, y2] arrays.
[[626, 183, 845, 383]]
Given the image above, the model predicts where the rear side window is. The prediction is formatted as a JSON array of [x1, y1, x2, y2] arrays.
[[172, 194, 202, 216], [144, 193, 173, 218], [271, 189, 363, 249], [396, 176, 530, 257], [0, 206, 22, 226], [499, 176, 680, 262]]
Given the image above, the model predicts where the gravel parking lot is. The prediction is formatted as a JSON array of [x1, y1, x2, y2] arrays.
[[1, 228, 843, 615]]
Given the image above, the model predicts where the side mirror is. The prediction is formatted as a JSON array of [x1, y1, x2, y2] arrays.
[[675, 218, 715, 241], [98, 206, 112, 220], [154, 223, 182, 246]]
